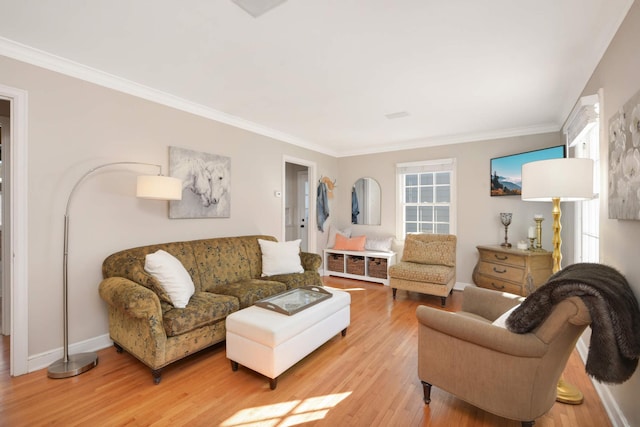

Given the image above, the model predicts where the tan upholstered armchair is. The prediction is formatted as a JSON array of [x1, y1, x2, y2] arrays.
[[416, 286, 591, 427], [389, 234, 456, 306]]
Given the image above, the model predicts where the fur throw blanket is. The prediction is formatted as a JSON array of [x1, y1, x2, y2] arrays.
[[506, 263, 640, 384]]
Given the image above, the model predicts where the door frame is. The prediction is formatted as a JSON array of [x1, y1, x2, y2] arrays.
[[283, 156, 316, 253], [0, 84, 29, 376], [296, 169, 309, 251]]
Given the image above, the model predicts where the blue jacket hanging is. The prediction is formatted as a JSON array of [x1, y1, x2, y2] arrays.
[[317, 181, 329, 231], [352, 187, 360, 224]]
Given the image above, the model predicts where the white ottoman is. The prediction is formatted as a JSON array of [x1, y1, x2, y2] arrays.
[[226, 287, 351, 389]]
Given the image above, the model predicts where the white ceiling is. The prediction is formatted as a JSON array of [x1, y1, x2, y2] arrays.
[[0, 1, 634, 157]]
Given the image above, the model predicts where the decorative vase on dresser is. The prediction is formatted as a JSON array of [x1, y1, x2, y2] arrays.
[[472, 245, 553, 296]]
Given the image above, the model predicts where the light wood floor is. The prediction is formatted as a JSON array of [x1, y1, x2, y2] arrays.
[[0, 277, 611, 426]]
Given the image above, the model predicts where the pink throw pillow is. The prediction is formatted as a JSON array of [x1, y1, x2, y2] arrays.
[[333, 234, 366, 251]]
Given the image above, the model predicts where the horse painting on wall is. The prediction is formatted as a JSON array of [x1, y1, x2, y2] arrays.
[[169, 146, 231, 219]]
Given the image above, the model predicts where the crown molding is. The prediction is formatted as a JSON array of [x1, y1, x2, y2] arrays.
[[0, 36, 566, 159], [337, 122, 562, 157], [0, 37, 338, 157]]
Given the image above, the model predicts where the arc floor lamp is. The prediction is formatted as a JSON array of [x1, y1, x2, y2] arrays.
[[47, 162, 182, 379], [521, 157, 594, 404]]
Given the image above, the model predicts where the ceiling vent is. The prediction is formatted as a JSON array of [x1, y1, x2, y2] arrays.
[[231, 0, 287, 18], [385, 111, 410, 120]]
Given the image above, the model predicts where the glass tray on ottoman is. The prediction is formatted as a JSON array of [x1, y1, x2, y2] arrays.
[[255, 286, 332, 315]]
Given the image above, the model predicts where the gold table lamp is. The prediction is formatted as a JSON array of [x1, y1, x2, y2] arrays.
[[521, 157, 594, 404]]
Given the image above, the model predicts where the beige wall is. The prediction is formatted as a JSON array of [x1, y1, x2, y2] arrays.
[[337, 132, 565, 285], [2, 2, 639, 422], [0, 55, 338, 356], [577, 1, 640, 425]]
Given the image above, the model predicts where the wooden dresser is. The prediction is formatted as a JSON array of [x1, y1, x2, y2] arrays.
[[472, 245, 553, 296]]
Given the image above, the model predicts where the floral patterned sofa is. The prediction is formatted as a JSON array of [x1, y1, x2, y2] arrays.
[[98, 235, 322, 384]]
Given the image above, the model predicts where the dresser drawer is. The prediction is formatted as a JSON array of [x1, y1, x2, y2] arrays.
[[474, 274, 523, 295], [474, 245, 553, 297], [479, 250, 526, 268], [477, 261, 525, 283]]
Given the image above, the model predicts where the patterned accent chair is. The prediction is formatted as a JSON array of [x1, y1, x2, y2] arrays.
[[388, 234, 456, 306]]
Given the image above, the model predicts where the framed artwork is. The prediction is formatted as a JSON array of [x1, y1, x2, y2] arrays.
[[169, 146, 231, 219], [490, 145, 566, 196], [608, 87, 640, 220]]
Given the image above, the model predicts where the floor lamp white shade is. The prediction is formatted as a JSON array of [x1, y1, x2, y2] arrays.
[[521, 157, 594, 272], [521, 157, 594, 405], [521, 158, 594, 202], [137, 175, 183, 200], [48, 162, 182, 379]]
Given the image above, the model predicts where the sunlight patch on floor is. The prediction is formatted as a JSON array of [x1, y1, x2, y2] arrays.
[[220, 392, 351, 427]]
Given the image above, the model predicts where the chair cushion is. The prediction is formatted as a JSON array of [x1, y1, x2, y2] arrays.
[[162, 292, 240, 337], [401, 238, 455, 267], [389, 262, 454, 285]]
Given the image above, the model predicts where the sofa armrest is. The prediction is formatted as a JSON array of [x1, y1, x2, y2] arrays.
[[300, 251, 322, 271], [416, 305, 546, 357], [98, 277, 163, 319], [460, 286, 524, 321]]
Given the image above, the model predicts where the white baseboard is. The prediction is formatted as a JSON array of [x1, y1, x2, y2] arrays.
[[576, 337, 629, 427], [454, 281, 474, 291], [27, 334, 113, 373]]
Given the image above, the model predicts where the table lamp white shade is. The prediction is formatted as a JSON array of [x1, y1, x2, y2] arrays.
[[521, 158, 594, 201], [137, 175, 182, 200]]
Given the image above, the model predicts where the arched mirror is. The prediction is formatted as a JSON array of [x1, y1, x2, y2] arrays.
[[352, 177, 381, 225]]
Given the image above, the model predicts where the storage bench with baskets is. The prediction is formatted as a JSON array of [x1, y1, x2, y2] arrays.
[[323, 249, 396, 285]]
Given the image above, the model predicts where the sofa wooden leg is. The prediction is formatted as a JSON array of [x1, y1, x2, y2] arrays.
[[440, 296, 447, 306], [521, 421, 535, 427], [270, 377, 278, 390], [230, 360, 239, 371], [152, 369, 162, 385], [392, 288, 397, 299], [421, 381, 432, 404], [341, 328, 347, 337], [113, 342, 123, 354]]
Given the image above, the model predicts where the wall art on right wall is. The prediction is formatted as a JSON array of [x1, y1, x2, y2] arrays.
[[608, 87, 640, 220]]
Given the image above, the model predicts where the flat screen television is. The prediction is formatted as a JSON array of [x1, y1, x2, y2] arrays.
[[490, 145, 566, 196]]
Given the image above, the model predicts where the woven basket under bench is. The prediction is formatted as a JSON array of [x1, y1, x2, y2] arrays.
[[327, 253, 345, 272], [367, 257, 388, 279], [346, 256, 365, 275]]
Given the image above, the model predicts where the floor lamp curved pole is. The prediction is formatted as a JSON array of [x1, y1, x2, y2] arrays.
[[47, 161, 182, 379], [521, 157, 594, 404]]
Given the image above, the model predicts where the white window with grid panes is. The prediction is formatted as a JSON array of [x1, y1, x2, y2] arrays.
[[564, 93, 600, 263], [396, 158, 456, 237]]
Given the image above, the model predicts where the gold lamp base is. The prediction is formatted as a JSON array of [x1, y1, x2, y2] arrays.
[[556, 377, 584, 405]]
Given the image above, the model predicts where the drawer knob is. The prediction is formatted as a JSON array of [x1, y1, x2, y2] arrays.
[[493, 267, 507, 274], [491, 282, 506, 290], [494, 254, 508, 261]]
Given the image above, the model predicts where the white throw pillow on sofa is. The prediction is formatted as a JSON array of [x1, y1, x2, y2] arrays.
[[144, 249, 195, 308], [258, 239, 304, 276]]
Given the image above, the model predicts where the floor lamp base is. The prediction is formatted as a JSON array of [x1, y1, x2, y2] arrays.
[[47, 352, 98, 379], [556, 377, 584, 405]]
